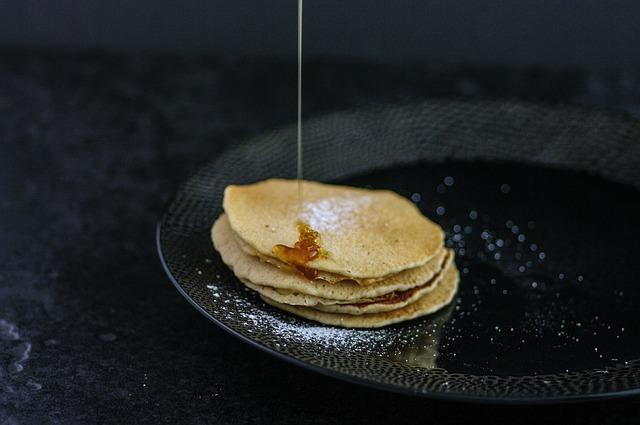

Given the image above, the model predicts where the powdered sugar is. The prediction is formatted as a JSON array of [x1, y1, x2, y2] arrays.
[[206, 283, 447, 361]]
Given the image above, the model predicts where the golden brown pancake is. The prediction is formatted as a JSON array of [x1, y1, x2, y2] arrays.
[[213, 179, 460, 328], [233, 232, 400, 285], [244, 253, 453, 315], [223, 179, 444, 279], [261, 264, 459, 328], [212, 214, 449, 301]]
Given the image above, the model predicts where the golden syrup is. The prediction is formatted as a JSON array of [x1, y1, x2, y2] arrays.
[[353, 285, 426, 307], [296, 0, 304, 205], [275, 1, 320, 281], [272, 222, 323, 279]]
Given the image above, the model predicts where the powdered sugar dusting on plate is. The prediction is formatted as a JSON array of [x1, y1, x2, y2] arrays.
[[208, 284, 388, 351], [206, 283, 448, 362]]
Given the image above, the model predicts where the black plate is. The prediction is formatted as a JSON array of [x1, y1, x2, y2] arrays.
[[157, 101, 640, 403]]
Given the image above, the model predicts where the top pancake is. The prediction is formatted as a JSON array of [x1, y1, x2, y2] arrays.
[[223, 179, 444, 278]]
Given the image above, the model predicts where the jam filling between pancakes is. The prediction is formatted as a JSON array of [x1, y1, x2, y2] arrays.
[[351, 282, 430, 308], [272, 222, 324, 280]]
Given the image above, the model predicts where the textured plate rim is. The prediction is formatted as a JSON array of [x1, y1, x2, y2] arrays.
[[156, 220, 640, 405]]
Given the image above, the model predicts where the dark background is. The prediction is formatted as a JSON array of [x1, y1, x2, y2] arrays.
[[2, 0, 640, 67], [1, 1, 640, 424]]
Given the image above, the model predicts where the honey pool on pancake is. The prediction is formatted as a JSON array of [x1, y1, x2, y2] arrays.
[[272, 222, 324, 279]]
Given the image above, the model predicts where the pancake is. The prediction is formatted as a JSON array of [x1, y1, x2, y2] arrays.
[[223, 179, 444, 279], [213, 214, 448, 301], [234, 233, 394, 285], [261, 264, 460, 328], [312, 255, 453, 314], [244, 253, 452, 314], [235, 229, 450, 286]]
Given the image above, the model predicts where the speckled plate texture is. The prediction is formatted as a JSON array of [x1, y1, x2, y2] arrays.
[[157, 100, 640, 403]]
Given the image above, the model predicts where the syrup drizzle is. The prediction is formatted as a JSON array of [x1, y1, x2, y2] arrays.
[[297, 0, 304, 206], [272, 221, 323, 279], [275, 1, 324, 279]]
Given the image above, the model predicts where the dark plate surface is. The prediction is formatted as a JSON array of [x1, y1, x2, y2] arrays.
[[158, 101, 640, 403]]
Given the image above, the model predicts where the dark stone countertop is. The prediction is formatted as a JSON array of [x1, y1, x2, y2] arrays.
[[1, 51, 639, 424]]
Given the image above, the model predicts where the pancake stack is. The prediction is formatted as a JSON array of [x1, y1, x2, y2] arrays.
[[212, 179, 459, 328]]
